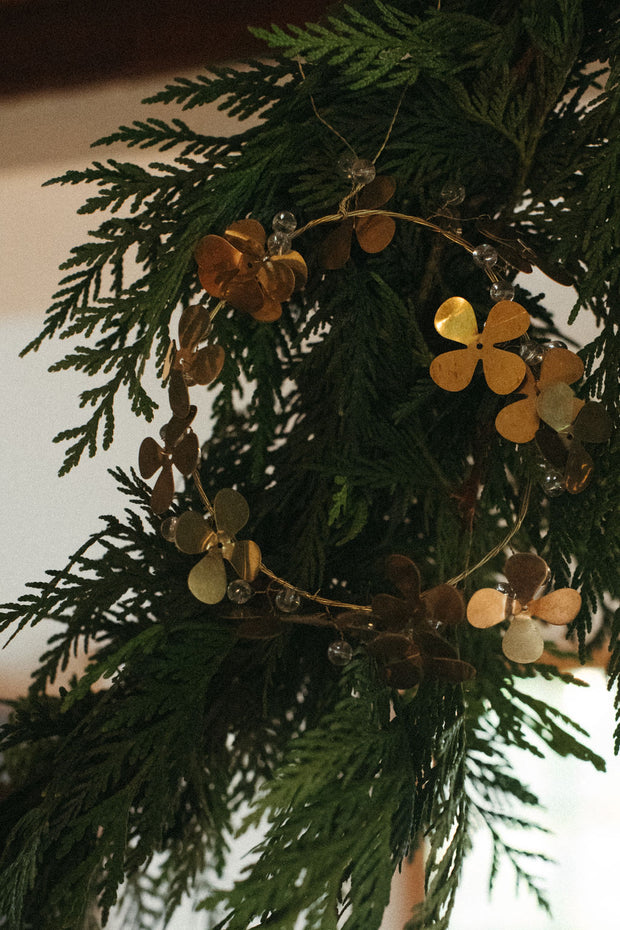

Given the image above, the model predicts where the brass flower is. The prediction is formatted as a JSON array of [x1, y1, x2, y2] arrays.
[[430, 297, 530, 395], [467, 553, 581, 663], [194, 219, 307, 322], [318, 176, 397, 270], [167, 304, 225, 418], [174, 489, 261, 605], [536, 400, 613, 494], [138, 407, 199, 514]]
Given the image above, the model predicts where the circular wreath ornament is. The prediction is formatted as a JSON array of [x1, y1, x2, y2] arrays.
[[466, 553, 582, 663]]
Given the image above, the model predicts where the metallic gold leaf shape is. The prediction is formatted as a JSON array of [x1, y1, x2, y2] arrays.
[[355, 214, 396, 254], [150, 466, 175, 515], [214, 488, 250, 538], [174, 511, 212, 554], [482, 349, 527, 395], [139, 437, 166, 480], [502, 615, 544, 663], [188, 551, 228, 605], [430, 347, 480, 392], [483, 301, 530, 344], [572, 402, 613, 443], [538, 348, 584, 386], [385, 554, 421, 602], [565, 441, 594, 494], [421, 584, 465, 625], [467, 588, 508, 629], [172, 430, 199, 476], [536, 382, 577, 432], [531, 589, 581, 625], [228, 539, 262, 582], [504, 553, 548, 605], [434, 297, 478, 346]]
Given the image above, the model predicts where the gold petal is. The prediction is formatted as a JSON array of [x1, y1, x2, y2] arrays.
[[194, 235, 240, 297], [430, 347, 480, 392], [572, 402, 613, 443], [426, 656, 477, 682], [466, 588, 507, 629], [188, 551, 228, 604], [530, 589, 581, 625], [357, 175, 396, 209], [225, 219, 266, 256], [214, 487, 250, 537], [371, 594, 411, 632], [225, 278, 266, 315], [178, 303, 211, 349], [385, 555, 421, 602], [258, 260, 295, 302], [318, 223, 353, 270], [483, 300, 530, 344], [250, 298, 283, 322], [495, 396, 539, 443], [174, 510, 212, 554], [536, 426, 568, 471], [162, 340, 175, 380], [434, 297, 478, 346], [139, 437, 166, 479], [366, 633, 418, 663], [228, 540, 262, 582], [172, 430, 199, 475], [565, 440, 594, 494], [502, 615, 544, 663], [421, 584, 465, 625], [191, 345, 225, 385], [538, 348, 584, 387], [482, 347, 527, 395], [504, 553, 548, 605], [355, 214, 396, 254], [536, 382, 577, 432], [150, 465, 175, 514], [272, 251, 308, 291], [168, 368, 190, 419]]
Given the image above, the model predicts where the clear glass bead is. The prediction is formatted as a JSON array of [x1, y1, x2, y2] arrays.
[[227, 579, 253, 605], [327, 639, 354, 667], [267, 231, 292, 255], [440, 182, 465, 205], [472, 243, 498, 268], [275, 587, 301, 613], [495, 581, 517, 618], [272, 210, 297, 234], [160, 516, 178, 542], [540, 469, 566, 497], [338, 152, 357, 178], [350, 158, 376, 185], [519, 340, 545, 365], [542, 339, 568, 350], [489, 280, 515, 302]]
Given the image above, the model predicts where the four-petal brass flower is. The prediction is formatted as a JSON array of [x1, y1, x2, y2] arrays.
[[318, 176, 397, 270], [430, 297, 530, 394], [139, 407, 199, 513], [467, 553, 581, 663], [194, 219, 307, 322], [536, 400, 613, 494], [174, 488, 261, 604], [167, 304, 225, 418]]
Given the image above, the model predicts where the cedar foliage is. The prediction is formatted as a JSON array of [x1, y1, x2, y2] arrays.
[[1, 1, 619, 928]]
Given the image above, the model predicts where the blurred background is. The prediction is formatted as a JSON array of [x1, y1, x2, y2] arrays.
[[1, 2, 618, 927]]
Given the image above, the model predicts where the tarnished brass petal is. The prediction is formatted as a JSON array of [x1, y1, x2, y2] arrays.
[[228, 539, 261, 582], [536, 426, 568, 471], [495, 395, 539, 443], [150, 463, 175, 515], [483, 301, 530, 344], [538, 348, 584, 387], [224, 219, 266, 257], [174, 510, 212, 554], [467, 588, 507, 629], [355, 214, 396, 254], [357, 175, 396, 209], [258, 260, 296, 302], [178, 303, 211, 349], [536, 382, 577, 432], [572, 402, 613, 443], [214, 487, 250, 537], [385, 554, 421, 603], [168, 368, 190, 419], [385, 658, 423, 690], [530, 588, 581, 625], [190, 344, 225, 385], [565, 440, 594, 494], [371, 594, 411, 632], [434, 297, 478, 346], [533, 253, 574, 287], [502, 615, 544, 663], [318, 222, 353, 270], [194, 235, 241, 297], [250, 298, 283, 322], [172, 429, 199, 475], [482, 347, 527, 395], [188, 550, 228, 605], [139, 437, 166, 479], [163, 406, 197, 446], [366, 633, 419, 663], [271, 251, 308, 291], [225, 278, 266, 315], [504, 553, 548, 605], [430, 347, 480, 392], [426, 656, 477, 682], [422, 584, 465, 625], [494, 242, 533, 274]]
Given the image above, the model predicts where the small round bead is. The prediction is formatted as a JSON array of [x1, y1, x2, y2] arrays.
[[540, 469, 566, 497], [267, 231, 292, 255], [349, 158, 376, 185], [440, 182, 465, 205], [519, 340, 545, 365], [327, 639, 354, 667], [489, 281, 515, 302], [227, 579, 253, 605], [542, 339, 568, 351], [495, 581, 517, 618], [472, 243, 498, 268], [160, 516, 178, 542], [272, 210, 297, 234], [275, 587, 302, 613]]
